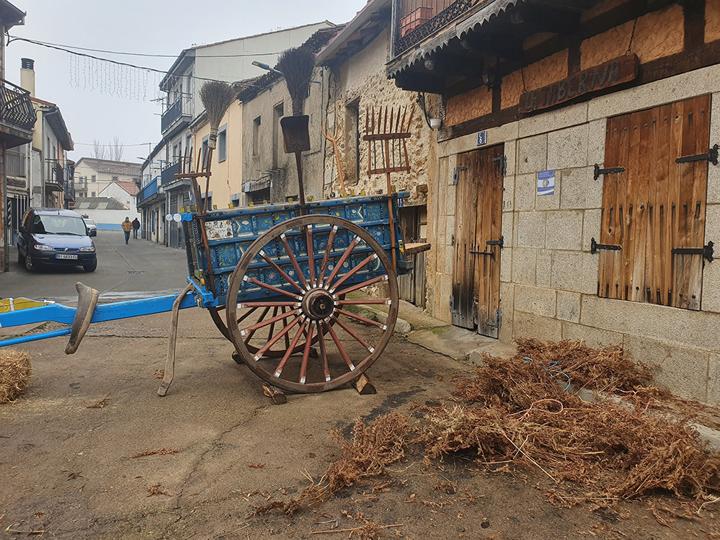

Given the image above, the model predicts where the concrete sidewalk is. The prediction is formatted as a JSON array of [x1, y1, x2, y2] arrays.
[[352, 298, 516, 362]]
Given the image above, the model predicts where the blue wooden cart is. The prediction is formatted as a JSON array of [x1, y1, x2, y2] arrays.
[[0, 193, 409, 395]]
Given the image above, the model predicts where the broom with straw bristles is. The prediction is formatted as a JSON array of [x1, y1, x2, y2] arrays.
[[276, 47, 315, 116], [199, 81, 236, 211]]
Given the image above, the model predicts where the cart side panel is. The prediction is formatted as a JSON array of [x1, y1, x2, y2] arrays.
[[183, 194, 410, 306]]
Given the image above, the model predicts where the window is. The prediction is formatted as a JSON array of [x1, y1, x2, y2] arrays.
[[344, 99, 361, 184], [597, 95, 711, 311], [91, 192, 96, 197], [112, 176, 119, 182], [253, 116, 262, 156], [201, 137, 209, 170], [218, 127, 227, 163], [91, 175, 96, 183], [272, 102, 285, 168]]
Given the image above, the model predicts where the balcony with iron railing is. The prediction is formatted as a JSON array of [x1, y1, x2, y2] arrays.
[[160, 161, 181, 186], [161, 96, 191, 134], [393, 0, 474, 57], [45, 162, 65, 192], [0, 79, 36, 147], [137, 176, 160, 205]]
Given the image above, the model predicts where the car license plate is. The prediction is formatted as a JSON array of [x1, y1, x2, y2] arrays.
[[56, 254, 78, 260]]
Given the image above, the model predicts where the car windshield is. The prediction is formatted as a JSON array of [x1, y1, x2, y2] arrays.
[[31, 215, 87, 236]]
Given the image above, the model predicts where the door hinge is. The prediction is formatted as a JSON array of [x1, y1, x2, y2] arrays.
[[594, 164, 625, 181], [590, 238, 622, 254], [672, 242, 714, 263], [676, 144, 719, 166], [492, 155, 508, 176]]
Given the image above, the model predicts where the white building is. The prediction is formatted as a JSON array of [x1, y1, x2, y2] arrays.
[[74, 158, 141, 199], [154, 21, 335, 248]]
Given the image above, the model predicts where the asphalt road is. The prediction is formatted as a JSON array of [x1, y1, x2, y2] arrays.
[[0, 232, 189, 303]]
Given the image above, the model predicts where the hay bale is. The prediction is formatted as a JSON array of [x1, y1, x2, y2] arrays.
[[0, 350, 31, 403]]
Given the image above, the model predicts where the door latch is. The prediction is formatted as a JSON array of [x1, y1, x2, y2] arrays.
[[676, 145, 719, 166], [492, 155, 508, 176], [672, 242, 714, 263], [590, 238, 622, 254], [594, 164, 625, 181], [470, 237, 504, 257]]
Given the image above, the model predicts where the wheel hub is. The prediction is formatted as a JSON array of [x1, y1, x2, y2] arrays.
[[302, 289, 335, 321]]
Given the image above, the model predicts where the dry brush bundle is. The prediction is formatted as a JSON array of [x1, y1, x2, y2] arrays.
[[276, 47, 316, 116], [255, 413, 410, 515], [0, 350, 31, 403], [200, 81, 236, 150]]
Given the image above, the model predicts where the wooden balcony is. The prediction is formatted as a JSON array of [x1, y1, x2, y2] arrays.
[[0, 79, 36, 149], [393, 0, 474, 57]]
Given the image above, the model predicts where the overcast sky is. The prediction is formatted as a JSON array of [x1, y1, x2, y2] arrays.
[[6, 1, 366, 163]]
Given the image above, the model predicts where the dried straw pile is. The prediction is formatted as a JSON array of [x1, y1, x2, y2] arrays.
[[423, 340, 720, 505], [0, 350, 31, 403], [258, 340, 720, 515], [256, 413, 409, 515]]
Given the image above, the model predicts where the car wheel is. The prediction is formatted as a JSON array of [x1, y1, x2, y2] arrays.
[[83, 261, 97, 273], [25, 254, 34, 272]]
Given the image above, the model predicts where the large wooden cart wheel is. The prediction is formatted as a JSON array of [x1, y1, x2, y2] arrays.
[[226, 215, 399, 393]]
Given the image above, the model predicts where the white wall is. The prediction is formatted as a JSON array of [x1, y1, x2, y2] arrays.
[[83, 209, 140, 231]]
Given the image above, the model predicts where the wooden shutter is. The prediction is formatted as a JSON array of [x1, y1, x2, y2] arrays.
[[598, 95, 711, 311]]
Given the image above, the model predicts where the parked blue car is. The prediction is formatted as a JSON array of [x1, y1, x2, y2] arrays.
[[17, 208, 97, 273]]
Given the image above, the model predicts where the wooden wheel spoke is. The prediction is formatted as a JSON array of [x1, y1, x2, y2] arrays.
[[238, 301, 298, 308], [242, 308, 299, 335], [336, 308, 387, 330], [326, 323, 355, 371], [274, 321, 307, 378], [299, 323, 316, 384], [305, 225, 316, 286], [318, 225, 339, 284], [280, 233, 309, 289], [236, 306, 259, 324], [255, 316, 302, 359], [246, 276, 303, 300], [337, 298, 391, 306], [258, 252, 304, 294], [316, 321, 331, 383], [328, 252, 379, 292], [335, 275, 388, 298], [325, 236, 360, 286], [243, 306, 271, 344], [334, 317, 374, 353], [280, 307, 291, 349], [267, 307, 279, 343]]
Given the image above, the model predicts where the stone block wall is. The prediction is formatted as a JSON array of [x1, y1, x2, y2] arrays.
[[430, 65, 720, 403]]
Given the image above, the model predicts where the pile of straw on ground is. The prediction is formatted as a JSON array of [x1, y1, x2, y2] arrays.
[[257, 340, 720, 514], [0, 350, 31, 404]]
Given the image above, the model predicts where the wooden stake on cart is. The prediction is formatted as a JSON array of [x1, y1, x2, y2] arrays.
[[363, 105, 415, 272]]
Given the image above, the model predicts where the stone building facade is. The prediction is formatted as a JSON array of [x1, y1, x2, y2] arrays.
[[388, 0, 720, 402]]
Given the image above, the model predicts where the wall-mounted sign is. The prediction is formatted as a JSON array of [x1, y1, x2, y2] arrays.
[[477, 130, 488, 146], [519, 55, 639, 114], [537, 170, 556, 196]]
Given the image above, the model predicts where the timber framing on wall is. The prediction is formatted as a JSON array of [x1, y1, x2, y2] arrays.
[[390, 0, 720, 142]]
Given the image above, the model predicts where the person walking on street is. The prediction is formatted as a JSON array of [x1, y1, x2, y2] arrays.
[[132, 217, 140, 239], [121, 217, 132, 245]]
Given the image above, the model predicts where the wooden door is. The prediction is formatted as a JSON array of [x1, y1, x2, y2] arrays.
[[451, 145, 504, 337], [598, 95, 711, 310]]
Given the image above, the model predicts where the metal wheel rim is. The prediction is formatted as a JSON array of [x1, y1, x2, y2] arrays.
[[226, 215, 399, 393]]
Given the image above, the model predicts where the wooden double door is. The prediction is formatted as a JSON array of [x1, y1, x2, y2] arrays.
[[451, 145, 504, 338]]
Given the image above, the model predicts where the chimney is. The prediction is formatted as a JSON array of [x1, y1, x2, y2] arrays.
[[21, 58, 35, 96]]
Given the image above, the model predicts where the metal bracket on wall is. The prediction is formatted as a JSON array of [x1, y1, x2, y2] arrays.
[[672, 242, 714, 263], [594, 164, 625, 181], [676, 144, 719, 166], [590, 237, 622, 254]]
